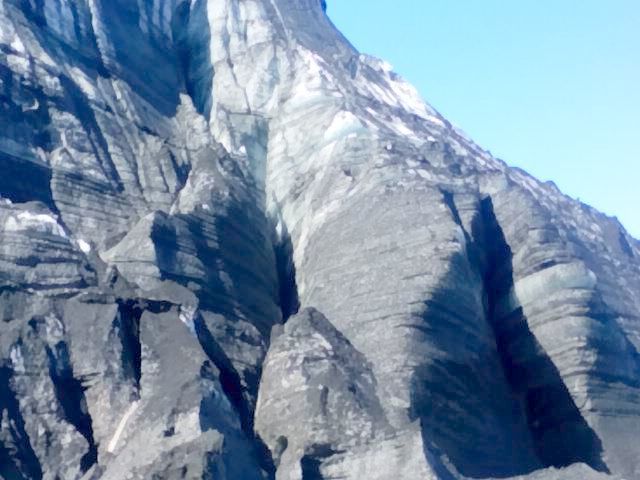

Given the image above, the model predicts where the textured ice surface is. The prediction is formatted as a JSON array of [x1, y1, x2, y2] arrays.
[[0, 0, 639, 479]]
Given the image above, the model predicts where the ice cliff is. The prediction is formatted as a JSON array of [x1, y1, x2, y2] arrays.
[[1, 1, 639, 479]]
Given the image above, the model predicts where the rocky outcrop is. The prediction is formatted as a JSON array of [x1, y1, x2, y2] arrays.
[[1, 0, 639, 479], [255, 308, 401, 479]]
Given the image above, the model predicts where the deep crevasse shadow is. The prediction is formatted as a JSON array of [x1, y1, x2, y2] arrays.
[[409, 254, 540, 477], [410, 195, 609, 478], [0, 364, 43, 480], [477, 197, 608, 474], [272, 218, 300, 322], [195, 316, 277, 478], [41, 320, 99, 474]]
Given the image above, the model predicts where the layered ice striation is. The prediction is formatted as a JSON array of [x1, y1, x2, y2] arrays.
[[1, 1, 639, 479]]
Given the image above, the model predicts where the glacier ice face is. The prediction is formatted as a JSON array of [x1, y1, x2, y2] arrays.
[[1, 1, 639, 479]]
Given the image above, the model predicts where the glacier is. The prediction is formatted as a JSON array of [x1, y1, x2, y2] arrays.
[[1, 1, 639, 479]]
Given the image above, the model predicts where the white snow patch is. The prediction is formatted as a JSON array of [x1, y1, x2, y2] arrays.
[[311, 333, 333, 353], [9, 344, 24, 372], [288, 47, 340, 108], [70, 67, 97, 98], [60, 131, 70, 149], [179, 305, 197, 334], [297, 46, 325, 74], [387, 77, 442, 123], [367, 81, 400, 108], [11, 35, 25, 54], [289, 81, 324, 107], [357, 53, 444, 124], [44, 313, 65, 343], [107, 401, 140, 453], [77, 239, 91, 253], [5, 211, 67, 237], [389, 118, 417, 139], [324, 111, 365, 142], [22, 99, 39, 112], [454, 226, 468, 253], [7, 54, 30, 73]]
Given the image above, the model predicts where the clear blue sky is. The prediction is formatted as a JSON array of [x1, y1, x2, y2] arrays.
[[328, 1, 640, 238]]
